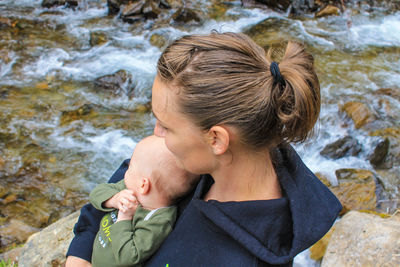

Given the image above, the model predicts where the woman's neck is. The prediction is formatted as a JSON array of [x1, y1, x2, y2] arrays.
[[204, 148, 282, 202]]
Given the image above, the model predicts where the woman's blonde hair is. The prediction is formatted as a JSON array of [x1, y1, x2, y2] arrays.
[[157, 32, 320, 149]]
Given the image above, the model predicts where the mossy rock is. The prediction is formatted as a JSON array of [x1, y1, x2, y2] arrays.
[[339, 101, 374, 129], [331, 169, 377, 214]]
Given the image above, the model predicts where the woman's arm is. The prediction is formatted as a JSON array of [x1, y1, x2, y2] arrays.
[[65, 159, 130, 264]]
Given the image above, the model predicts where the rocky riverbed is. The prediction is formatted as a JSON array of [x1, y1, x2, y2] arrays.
[[0, 0, 399, 266]]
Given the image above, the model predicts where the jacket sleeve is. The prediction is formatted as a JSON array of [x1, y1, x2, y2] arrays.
[[109, 207, 176, 266], [89, 179, 126, 212], [66, 159, 130, 262]]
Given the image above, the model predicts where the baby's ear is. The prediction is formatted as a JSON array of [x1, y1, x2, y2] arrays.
[[139, 177, 150, 195]]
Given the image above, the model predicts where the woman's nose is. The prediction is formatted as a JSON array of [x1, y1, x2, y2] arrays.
[[154, 121, 166, 137]]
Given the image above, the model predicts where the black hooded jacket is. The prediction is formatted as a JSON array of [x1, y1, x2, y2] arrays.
[[67, 145, 342, 266]]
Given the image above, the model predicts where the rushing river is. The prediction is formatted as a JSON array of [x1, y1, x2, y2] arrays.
[[0, 0, 399, 264]]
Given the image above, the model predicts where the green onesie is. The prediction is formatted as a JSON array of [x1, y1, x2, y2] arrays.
[[89, 180, 177, 267]]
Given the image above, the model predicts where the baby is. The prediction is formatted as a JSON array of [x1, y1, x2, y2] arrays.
[[89, 135, 199, 267]]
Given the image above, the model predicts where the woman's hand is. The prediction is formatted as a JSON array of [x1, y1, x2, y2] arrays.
[[64, 256, 92, 267], [103, 189, 138, 212]]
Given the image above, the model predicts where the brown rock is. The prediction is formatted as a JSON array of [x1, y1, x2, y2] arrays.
[[89, 31, 108, 47], [332, 169, 376, 214], [315, 172, 331, 187], [374, 88, 400, 102], [60, 103, 95, 125], [310, 226, 335, 260], [41, 0, 79, 8], [316, 5, 340, 18], [0, 17, 12, 27], [339, 101, 374, 129], [93, 70, 135, 97], [150, 33, 168, 49], [3, 193, 18, 204], [321, 211, 400, 267], [172, 7, 202, 23]]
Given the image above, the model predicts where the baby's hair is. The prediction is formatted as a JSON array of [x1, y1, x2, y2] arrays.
[[151, 155, 198, 205], [157, 32, 320, 149]]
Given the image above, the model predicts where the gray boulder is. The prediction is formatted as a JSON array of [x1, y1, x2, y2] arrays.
[[16, 211, 79, 267], [322, 211, 400, 267]]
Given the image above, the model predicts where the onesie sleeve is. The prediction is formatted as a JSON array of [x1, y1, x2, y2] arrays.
[[89, 179, 126, 212], [66, 159, 130, 262], [109, 206, 177, 266]]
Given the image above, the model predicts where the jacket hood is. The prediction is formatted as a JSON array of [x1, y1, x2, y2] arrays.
[[191, 145, 342, 265]]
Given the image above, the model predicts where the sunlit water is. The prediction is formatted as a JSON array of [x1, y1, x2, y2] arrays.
[[0, 0, 399, 263]]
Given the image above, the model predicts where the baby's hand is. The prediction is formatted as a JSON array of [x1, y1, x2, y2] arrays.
[[116, 204, 137, 222], [103, 189, 137, 212]]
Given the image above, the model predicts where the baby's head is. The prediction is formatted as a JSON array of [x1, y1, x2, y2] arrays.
[[124, 135, 199, 208]]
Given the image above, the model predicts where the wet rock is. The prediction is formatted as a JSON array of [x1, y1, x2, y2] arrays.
[[150, 33, 168, 49], [60, 103, 96, 125], [376, 168, 400, 202], [2, 194, 18, 205], [16, 211, 80, 267], [161, 0, 182, 9], [310, 226, 334, 261], [89, 31, 108, 47], [370, 127, 400, 170], [315, 172, 333, 187], [172, 6, 202, 23], [120, 0, 162, 22], [41, 0, 79, 8], [339, 101, 374, 129], [35, 82, 50, 90], [369, 137, 390, 168], [107, 0, 129, 15], [320, 136, 362, 159], [331, 168, 377, 214], [255, 0, 291, 11], [0, 219, 39, 245], [142, 0, 162, 19], [134, 102, 152, 113], [0, 17, 12, 28], [374, 88, 400, 102], [0, 156, 5, 171], [94, 70, 135, 97], [315, 4, 340, 18], [321, 211, 400, 267]]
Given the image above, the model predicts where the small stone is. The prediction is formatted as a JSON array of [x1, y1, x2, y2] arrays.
[[41, 0, 79, 8], [340, 101, 374, 129], [369, 138, 390, 167], [35, 82, 50, 90], [172, 7, 202, 23], [150, 33, 167, 49], [316, 5, 340, 18], [320, 136, 362, 159], [3, 194, 18, 204], [89, 31, 108, 47]]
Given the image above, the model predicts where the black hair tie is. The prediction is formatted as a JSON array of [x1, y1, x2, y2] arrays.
[[270, 61, 285, 87]]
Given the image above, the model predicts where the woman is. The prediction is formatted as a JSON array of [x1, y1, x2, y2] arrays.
[[66, 32, 341, 266]]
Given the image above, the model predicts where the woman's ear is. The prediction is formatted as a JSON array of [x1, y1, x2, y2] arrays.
[[139, 177, 150, 195], [206, 125, 230, 155]]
